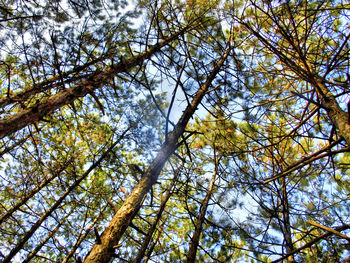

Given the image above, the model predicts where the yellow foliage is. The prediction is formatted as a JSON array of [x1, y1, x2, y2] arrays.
[[187, 0, 208, 4], [252, 146, 259, 152], [192, 142, 203, 149]]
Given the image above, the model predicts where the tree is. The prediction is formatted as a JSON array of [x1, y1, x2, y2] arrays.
[[1, 0, 349, 262], [186, 153, 221, 263], [208, 0, 350, 261]]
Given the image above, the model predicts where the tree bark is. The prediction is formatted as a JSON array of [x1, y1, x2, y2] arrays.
[[0, 26, 190, 139], [239, 21, 350, 146], [312, 78, 350, 145], [0, 56, 109, 109], [83, 47, 231, 263], [143, 222, 165, 263]]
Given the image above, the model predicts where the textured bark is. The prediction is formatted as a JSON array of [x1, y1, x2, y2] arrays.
[[134, 162, 183, 263], [0, 27, 189, 139], [0, 56, 108, 109], [312, 78, 350, 145], [186, 156, 221, 263], [83, 47, 231, 263]]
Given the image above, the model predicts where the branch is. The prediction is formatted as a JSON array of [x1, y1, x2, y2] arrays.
[[307, 221, 350, 241], [264, 139, 346, 184], [272, 224, 350, 263]]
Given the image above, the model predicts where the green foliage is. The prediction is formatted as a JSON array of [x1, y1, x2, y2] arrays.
[[0, 0, 349, 262]]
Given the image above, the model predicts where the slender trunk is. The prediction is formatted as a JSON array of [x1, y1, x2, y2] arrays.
[[0, 27, 190, 139], [280, 177, 295, 263], [0, 159, 72, 225], [62, 200, 110, 263], [1, 129, 128, 263], [186, 155, 221, 263], [143, 221, 165, 263], [22, 212, 72, 263], [134, 162, 183, 263], [240, 23, 350, 145], [83, 47, 231, 263]]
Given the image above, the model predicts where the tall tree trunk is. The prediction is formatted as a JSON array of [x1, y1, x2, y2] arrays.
[[1, 129, 129, 263], [0, 26, 190, 139], [22, 212, 72, 263], [83, 47, 231, 263], [186, 155, 221, 263], [240, 22, 350, 145], [0, 159, 72, 225], [143, 221, 165, 263], [311, 77, 350, 144], [134, 162, 183, 263], [62, 200, 110, 263], [280, 177, 295, 263], [0, 56, 109, 109]]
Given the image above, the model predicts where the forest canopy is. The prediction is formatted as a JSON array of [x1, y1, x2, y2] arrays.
[[0, 0, 349, 262]]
